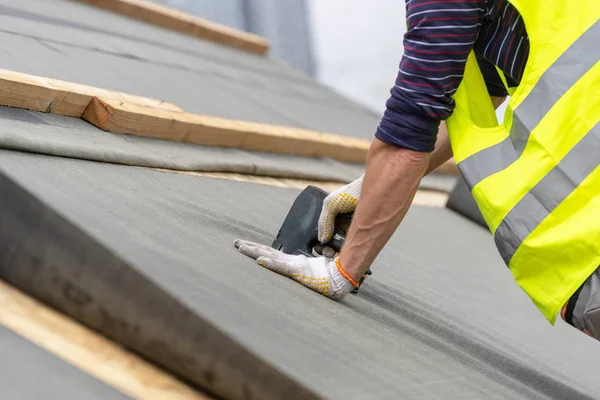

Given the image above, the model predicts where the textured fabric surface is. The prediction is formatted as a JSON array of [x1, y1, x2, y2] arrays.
[[0, 107, 364, 182], [0, 325, 129, 399], [0, 107, 456, 191], [2, 150, 600, 400]]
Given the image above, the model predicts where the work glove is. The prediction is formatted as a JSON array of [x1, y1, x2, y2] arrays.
[[234, 240, 357, 300], [317, 174, 363, 244]]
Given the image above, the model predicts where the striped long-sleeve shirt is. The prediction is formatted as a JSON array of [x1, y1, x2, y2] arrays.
[[375, 0, 530, 152]]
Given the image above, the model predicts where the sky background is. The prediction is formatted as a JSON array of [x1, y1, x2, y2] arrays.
[[308, 0, 407, 115]]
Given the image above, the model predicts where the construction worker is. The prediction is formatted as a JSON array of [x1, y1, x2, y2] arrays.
[[235, 0, 600, 340]]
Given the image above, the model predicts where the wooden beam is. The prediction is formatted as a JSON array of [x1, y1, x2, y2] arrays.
[[74, 0, 269, 55], [83, 97, 371, 163], [0, 280, 210, 400], [0, 69, 181, 117]]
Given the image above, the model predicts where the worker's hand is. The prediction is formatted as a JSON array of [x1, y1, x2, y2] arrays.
[[318, 174, 363, 243], [313, 243, 338, 259], [234, 240, 355, 300]]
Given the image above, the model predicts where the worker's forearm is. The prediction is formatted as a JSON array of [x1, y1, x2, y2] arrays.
[[339, 138, 430, 281]]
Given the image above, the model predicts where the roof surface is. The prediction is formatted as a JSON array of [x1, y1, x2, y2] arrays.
[[3, 151, 600, 399], [0, 1, 599, 399], [0, 106, 366, 182], [0, 0, 379, 136]]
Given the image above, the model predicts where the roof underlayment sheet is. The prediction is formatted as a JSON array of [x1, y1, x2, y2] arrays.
[[0, 0, 458, 189], [0, 0, 380, 137], [0, 324, 129, 399], [0, 0, 459, 189], [2, 150, 600, 399], [0, 107, 365, 182], [0, 0, 596, 398], [0, 105, 456, 192]]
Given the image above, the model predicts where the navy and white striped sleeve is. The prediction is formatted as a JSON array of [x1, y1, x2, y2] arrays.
[[375, 0, 487, 152]]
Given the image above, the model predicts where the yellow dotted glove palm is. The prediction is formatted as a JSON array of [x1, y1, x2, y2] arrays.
[[317, 175, 363, 243]]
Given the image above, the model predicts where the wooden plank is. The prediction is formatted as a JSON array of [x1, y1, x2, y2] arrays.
[[74, 0, 269, 55], [0, 280, 210, 400], [0, 69, 181, 117], [83, 97, 371, 163]]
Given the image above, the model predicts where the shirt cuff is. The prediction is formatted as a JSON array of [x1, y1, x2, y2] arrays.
[[375, 114, 439, 153]]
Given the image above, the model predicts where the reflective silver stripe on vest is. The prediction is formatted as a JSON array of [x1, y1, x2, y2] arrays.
[[459, 20, 600, 190], [494, 122, 600, 265]]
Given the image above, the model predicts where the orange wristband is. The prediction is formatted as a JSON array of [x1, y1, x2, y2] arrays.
[[335, 257, 359, 288]]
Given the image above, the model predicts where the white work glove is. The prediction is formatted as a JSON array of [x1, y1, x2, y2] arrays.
[[318, 174, 364, 244], [234, 240, 357, 300]]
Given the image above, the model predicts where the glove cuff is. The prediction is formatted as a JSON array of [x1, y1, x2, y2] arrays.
[[327, 257, 356, 300], [342, 174, 364, 199], [334, 257, 359, 288]]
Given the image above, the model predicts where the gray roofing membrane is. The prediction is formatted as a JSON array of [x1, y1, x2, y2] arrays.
[[0, 105, 455, 192], [0, 107, 365, 182], [0, 0, 401, 189], [1, 150, 600, 399], [0, 0, 380, 137], [0, 1, 596, 399], [0, 324, 129, 399], [0, 0, 456, 191]]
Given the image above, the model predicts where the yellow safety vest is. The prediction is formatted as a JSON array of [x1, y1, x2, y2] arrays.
[[446, 0, 600, 323]]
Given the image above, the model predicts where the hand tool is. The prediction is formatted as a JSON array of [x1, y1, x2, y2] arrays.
[[272, 186, 371, 293]]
